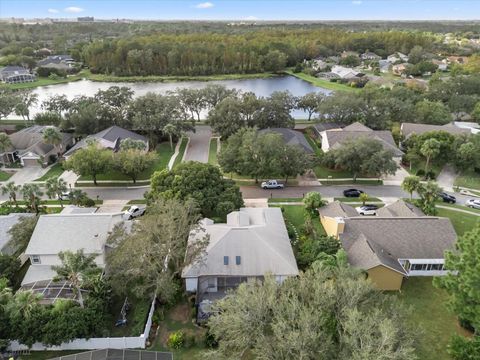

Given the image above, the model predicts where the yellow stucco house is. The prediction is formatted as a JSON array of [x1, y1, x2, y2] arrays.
[[319, 200, 457, 291]]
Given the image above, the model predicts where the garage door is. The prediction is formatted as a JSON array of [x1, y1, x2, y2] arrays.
[[22, 158, 40, 167]]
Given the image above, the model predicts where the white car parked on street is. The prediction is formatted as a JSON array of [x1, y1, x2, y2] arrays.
[[466, 199, 480, 210]]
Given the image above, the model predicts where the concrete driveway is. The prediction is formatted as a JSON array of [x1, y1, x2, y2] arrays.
[[183, 126, 212, 163], [7, 166, 49, 185]]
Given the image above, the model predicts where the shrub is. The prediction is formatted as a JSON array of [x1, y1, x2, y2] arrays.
[[424, 170, 436, 180], [415, 169, 425, 177], [204, 329, 218, 348], [78, 197, 95, 207], [48, 154, 57, 165], [167, 330, 185, 349]]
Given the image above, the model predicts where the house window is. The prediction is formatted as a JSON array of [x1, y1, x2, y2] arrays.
[[236, 256, 241, 265], [31, 255, 41, 264], [223, 256, 229, 265]]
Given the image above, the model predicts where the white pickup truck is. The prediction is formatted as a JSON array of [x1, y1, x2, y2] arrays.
[[261, 180, 284, 189]]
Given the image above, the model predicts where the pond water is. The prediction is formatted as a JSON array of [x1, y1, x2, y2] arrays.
[[21, 75, 330, 119]]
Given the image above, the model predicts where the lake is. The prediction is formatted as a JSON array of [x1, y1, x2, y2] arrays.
[[20, 75, 331, 119]]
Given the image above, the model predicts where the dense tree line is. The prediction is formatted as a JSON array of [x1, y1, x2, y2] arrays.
[[82, 29, 434, 76]]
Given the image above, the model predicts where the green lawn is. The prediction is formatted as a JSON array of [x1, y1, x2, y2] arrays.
[[436, 202, 480, 214], [321, 179, 383, 185], [271, 204, 326, 236], [7, 70, 88, 90], [398, 277, 471, 360], [405, 160, 444, 179], [285, 70, 360, 92], [173, 138, 189, 169], [79, 142, 174, 182], [334, 197, 382, 203], [127, 199, 148, 205], [436, 207, 479, 236], [35, 163, 65, 181], [454, 169, 480, 190], [0, 170, 13, 181], [208, 138, 218, 165], [268, 198, 303, 203]]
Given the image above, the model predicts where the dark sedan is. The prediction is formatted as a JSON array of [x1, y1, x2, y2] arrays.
[[343, 188, 364, 197], [438, 192, 456, 204]]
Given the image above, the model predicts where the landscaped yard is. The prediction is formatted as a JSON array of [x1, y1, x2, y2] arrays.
[[35, 163, 65, 181], [208, 138, 218, 165], [173, 138, 189, 169], [333, 196, 382, 203], [270, 204, 326, 236], [398, 277, 471, 360], [285, 70, 359, 92], [79, 142, 175, 182], [268, 197, 303, 203], [454, 169, 480, 190], [150, 299, 207, 359], [0, 170, 13, 181], [436, 207, 479, 235]]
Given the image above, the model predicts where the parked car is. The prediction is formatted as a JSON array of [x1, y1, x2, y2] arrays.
[[438, 192, 456, 204], [124, 205, 146, 220], [343, 189, 364, 197], [355, 204, 378, 216], [466, 199, 480, 209], [58, 191, 71, 201], [261, 180, 284, 189]]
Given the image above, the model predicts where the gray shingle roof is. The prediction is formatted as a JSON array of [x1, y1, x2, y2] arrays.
[[8, 126, 72, 157], [376, 200, 424, 217], [341, 217, 457, 274], [64, 126, 147, 156], [258, 128, 313, 153], [401, 123, 470, 139], [182, 208, 299, 278], [318, 201, 358, 218], [324, 122, 404, 157], [313, 122, 346, 133]]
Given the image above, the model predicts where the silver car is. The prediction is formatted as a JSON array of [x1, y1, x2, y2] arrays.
[[466, 199, 480, 209]]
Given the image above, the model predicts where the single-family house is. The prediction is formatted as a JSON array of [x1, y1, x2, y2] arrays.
[[387, 52, 409, 63], [316, 72, 340, 80], [453, 121, 480, 134], [361, 52, 381, 61], [319, 200, 457, 290], [0, 213, 35, 255], [313, 122, 346, 136], [258, 128, 314, 154], [21, 213, 124, 303], [0, 66, 36, 84], [0, 126, 72, 167], [392, 63, 409, 76], [182, 208, 299, 302], [305, 58, 328, 71], [400, 122, 471, 140], [331, 65, 364, 80], [320, 122, 404, 162], [63, 126, 148, 158]]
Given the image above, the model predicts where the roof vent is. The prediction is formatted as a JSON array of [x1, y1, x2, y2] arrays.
[[227, 211, 250, 227]]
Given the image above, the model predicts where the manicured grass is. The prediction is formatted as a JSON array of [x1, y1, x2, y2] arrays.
[[208, 138, 219, 165], [436, 201, 480, 214], [79, 142, 174, 182], [454, 169, 480, 190], [398, 277, 471, 360], [127, 199, 147, 205], [108, 295, 151, 337], [268, 197, 303, 203], [173, 138, 189, 169], [6, 70, 88, 90], [321, 179, 383, 185], [34, 163, 65, 181], [405, 160, 443, 178], [285, 70, 360, 92], [334, 197, 382, 202], [0, 170, 13, 181], [314, 165, 354, 179], [271, 204, 326, 236], [436, 207, 479, 235]]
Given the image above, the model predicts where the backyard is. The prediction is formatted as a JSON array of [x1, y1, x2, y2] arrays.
[[436, 207, 479, 236], [398, 277, 472, 360]]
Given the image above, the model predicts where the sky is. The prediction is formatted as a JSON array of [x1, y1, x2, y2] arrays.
[[1, 0, 480, 21]]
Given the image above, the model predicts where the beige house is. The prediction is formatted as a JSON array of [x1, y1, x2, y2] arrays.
[[320, 122, 404, 162], [319, 200, 457, 290]]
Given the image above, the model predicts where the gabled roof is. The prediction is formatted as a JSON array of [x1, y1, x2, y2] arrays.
[[0, 65, 29, 73], [318, 201, 358, 218], [258, 128, 313, 153], [8, 126, 71, 157], [341, 217, 457, 274], [182, 208, 299, 278], [401, 122, 470, 139], [313, 122, 346, 133], [376, 200, 424, 217], [64, 126, 147, 156], [323, 122, 404, 157], [0, 213, 35, 254], [25, 213, 124, 256]]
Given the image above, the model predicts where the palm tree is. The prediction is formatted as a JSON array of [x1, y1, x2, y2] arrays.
[[21, 183, 43, 214], [401, 175, 421, 200], [163, 123, 178, 151], [45, 176, 68, 208], [1, 181, 20, 208], [0, 133, 12, 166], [8, 290, 42, 319], [359, 192, 369, 206], [52, 250, 101, 308], [42, 127, 63, 154], [420, 138, 441, 174]]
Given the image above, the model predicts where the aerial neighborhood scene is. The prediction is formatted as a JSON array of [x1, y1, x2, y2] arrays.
[[1, 0, 480, 359]]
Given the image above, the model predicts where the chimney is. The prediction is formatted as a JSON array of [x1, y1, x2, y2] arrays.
[[227, 211, 250, 227]]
